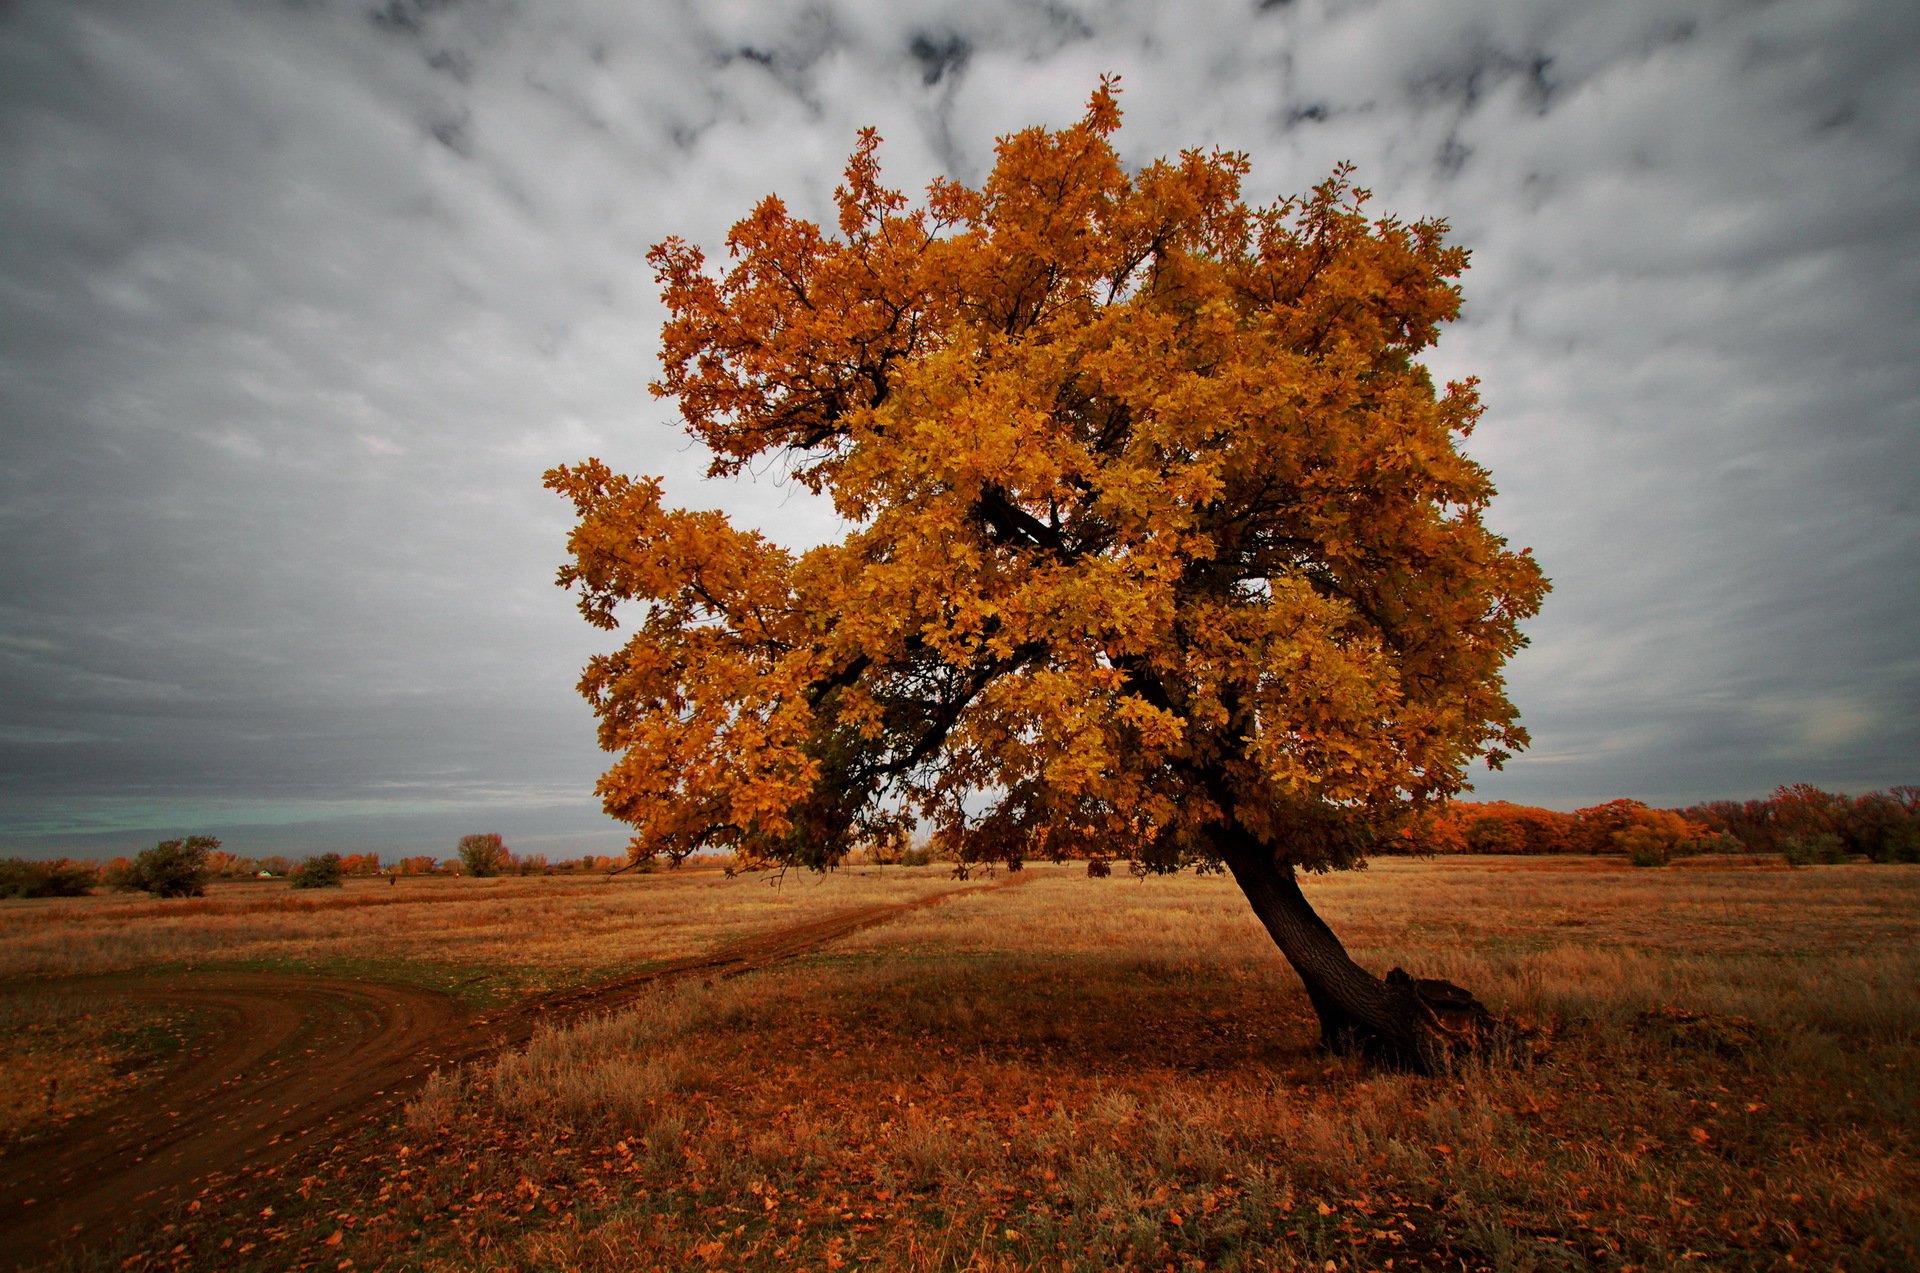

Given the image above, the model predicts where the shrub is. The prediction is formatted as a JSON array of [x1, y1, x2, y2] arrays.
[[289, 853, 345, 889], [0, 858, 96, 899], [899, 845, 934, 868], [1781, 832, 1845, 867], [1620, 827, 1671, 867], [457, 833, 508, 877], [127, 836, 217, 897]]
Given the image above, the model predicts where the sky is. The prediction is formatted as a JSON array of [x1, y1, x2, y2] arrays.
[[1, 0, 1915, 860]]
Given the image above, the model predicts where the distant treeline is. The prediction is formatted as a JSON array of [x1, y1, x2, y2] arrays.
[[88, 848, 631, 882], [0, 849, 633, 899], [5, 783, 1917, 901], [1387, 784, 1920, 865]]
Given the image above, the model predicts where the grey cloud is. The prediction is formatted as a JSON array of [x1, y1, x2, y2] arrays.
[[1, 0, 1914, 859]]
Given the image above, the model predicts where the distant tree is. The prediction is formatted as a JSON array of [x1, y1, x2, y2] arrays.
[[457, 833, 509, 878], [255, 855, 295, 877], [1833, 791, 1919, 863], [1769, 783, 1849, 847], [547, 84, 1547, 1072], [394, 854, 439, 875], [127, 836, 218, 898], [203, 850, 259, 880], [338, 852, 384, 876], [0, 858, 96, 899], [1572, 799, 1653, 854], [515, 851, 549, 876], [289, 853, 345, 889]]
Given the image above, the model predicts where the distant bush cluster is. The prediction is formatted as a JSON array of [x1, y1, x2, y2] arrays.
[[1392, 784, 1920, 865], [289, 852, 345, 889], [0, 857, 97, 899]]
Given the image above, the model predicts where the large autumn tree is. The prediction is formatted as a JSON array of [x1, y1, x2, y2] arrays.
[[548, 83, 1548, 1072]]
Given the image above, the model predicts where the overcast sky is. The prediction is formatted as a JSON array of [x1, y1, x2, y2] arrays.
[[2, 0, 1915, 859]]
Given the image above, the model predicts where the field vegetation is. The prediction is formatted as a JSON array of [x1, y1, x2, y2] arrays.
[[5, 857, 1913, 1270], [0, 868, 957, 989]]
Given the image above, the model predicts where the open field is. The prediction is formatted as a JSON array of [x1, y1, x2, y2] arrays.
[[2, 858, 1917, 1270], [0, 869, 970, 992]]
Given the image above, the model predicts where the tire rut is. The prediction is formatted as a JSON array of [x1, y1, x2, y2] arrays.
[[0, 874, 1020, 1268]]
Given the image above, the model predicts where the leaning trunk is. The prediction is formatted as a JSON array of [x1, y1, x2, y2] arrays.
[[1222, 838, 1491, 1074]]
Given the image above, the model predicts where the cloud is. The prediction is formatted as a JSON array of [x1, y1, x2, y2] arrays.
[[1, 0, 1915, 856]]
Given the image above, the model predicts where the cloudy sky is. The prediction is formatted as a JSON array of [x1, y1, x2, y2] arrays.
[[2, 0, 1915, 859]]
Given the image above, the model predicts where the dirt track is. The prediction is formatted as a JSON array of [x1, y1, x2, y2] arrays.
[[0, 876, 1017, 1269]]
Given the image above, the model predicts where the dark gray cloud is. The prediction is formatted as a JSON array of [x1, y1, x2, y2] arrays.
[[1, 0, 1915, 858]]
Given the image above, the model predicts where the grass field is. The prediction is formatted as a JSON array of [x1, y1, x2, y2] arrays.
[[4, 857, 1917, 1270]]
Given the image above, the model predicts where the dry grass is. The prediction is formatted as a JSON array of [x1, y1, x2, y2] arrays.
[[30, 858, 1920, 1271], [0, 993, 189, 1144], [0, 866, 963, 991]]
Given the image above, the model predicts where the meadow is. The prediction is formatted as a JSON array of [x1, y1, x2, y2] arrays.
[[3, 857, 1916, 1271]]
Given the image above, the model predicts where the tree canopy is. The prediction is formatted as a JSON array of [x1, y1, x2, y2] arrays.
[[549, 81, 1546, 886]]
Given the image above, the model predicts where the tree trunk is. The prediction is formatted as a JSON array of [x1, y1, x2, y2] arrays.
[[1222, 836, 1492, 1074]]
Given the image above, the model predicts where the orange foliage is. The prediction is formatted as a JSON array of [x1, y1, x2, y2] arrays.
[[548, 81, 1547, 873], [1400, 797, 1728, 859], [1399, 801, 1578, 855]]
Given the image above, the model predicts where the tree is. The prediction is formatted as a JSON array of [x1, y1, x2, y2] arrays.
[[127, 836, 218, 898], [203, 849, 259, 879], [547, 83, 1548, 1072], [456, 833, 509, 878], [289, 852, 345, 889]]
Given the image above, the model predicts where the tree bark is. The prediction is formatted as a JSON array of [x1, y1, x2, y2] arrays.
[[1221, 834, 1492, 1074]]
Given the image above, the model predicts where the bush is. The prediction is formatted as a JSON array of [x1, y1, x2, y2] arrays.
[[1781, 832, 1845, 867], [0, 858, 95, 899], [126, 836, 218, 897], [899, 845, 934, 868], [457, 833, 508, 877], [289, 853, 345, 889], [1621, 829, 1671, 867]]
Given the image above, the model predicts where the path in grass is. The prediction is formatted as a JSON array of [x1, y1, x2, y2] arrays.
[[0, 874, 1024, 1268]]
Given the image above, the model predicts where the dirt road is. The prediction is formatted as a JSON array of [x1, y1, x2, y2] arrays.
[[0, 876, 1016, 1268]]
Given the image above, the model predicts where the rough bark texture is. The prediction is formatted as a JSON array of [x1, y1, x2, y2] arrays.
[[1222, 837, 1494, 1074]]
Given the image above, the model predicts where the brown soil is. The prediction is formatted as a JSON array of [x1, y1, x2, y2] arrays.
[[0, 876, 1020, 1269]]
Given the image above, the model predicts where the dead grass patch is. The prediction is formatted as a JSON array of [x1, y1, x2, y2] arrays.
[[0, 867, 964, 990]]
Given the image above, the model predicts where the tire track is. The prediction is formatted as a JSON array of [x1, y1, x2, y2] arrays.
[[0, 874, 1021, 1268]]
